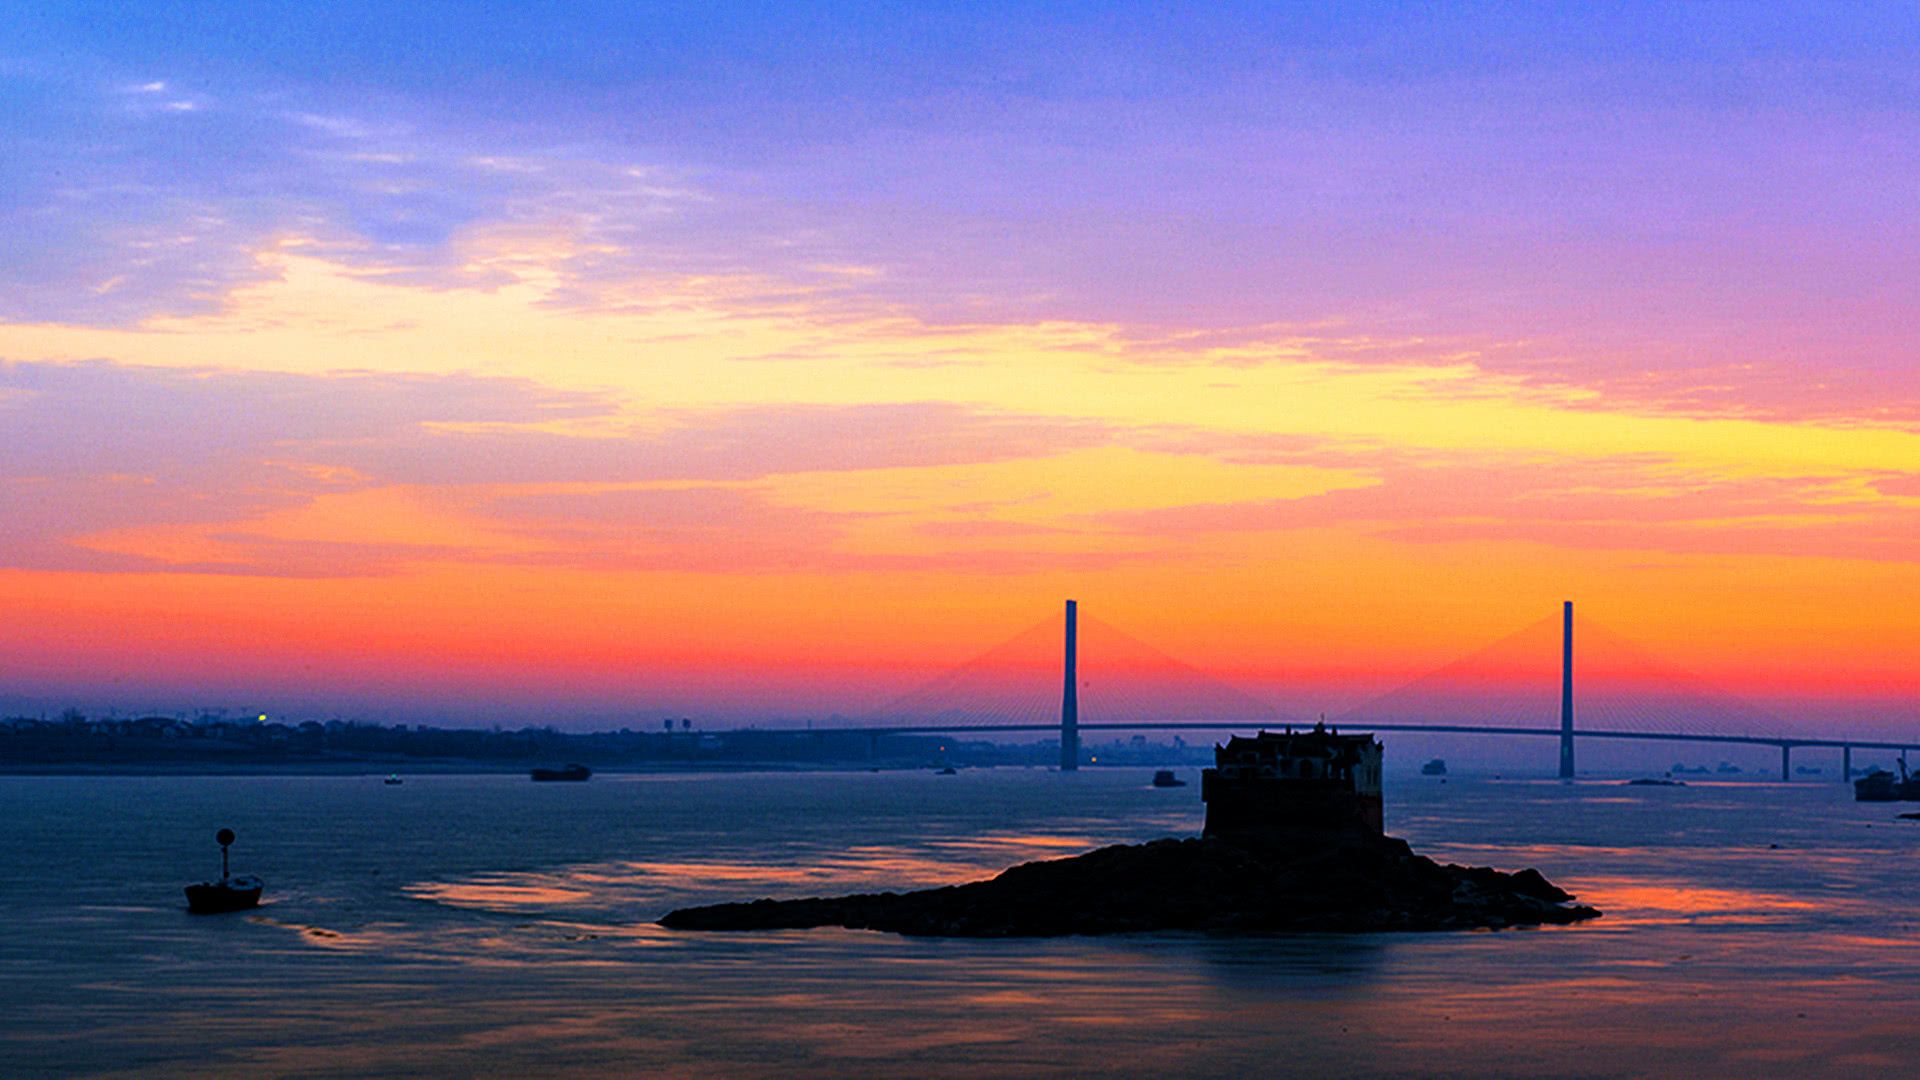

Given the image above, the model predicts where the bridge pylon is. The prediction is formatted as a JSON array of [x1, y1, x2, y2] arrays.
[[1559, 600, 1575, 779], [1060, 599, 1079, 771]]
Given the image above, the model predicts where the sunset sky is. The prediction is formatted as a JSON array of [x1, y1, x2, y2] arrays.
[[2, 4, 1915, 726]]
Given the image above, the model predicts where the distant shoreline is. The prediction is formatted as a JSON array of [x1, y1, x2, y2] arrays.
[[0, 718, 1203, 774], [0, 759, 900, 778]]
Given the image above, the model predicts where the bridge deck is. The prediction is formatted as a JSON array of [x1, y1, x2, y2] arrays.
[[774, 721, 1920, 754]]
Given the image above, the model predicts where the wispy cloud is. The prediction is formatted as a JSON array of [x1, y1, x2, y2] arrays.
[[1097, 451, 1920, 563], [7, 13, 1919, 420], [0, 361, 1127, 576]]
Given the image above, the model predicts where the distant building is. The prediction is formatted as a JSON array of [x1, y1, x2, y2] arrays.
[[1201, 723, 1383, 836]]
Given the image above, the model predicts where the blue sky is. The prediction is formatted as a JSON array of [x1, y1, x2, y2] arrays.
[[8, 2, 1918, 371]]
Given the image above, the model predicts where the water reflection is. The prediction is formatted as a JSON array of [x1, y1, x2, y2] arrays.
[[1192, 932, 1393, 994], [7, 771, 1920, 1076], [406, 877, 596, 910], [1567, 876, 1822, 926], [404, 834, 1125, 920]]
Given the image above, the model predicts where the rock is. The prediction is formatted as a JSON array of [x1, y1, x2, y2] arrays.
[[659, 828, 1599, 937]]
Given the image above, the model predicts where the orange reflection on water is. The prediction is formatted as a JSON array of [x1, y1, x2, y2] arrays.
[[407, 836, 1146, 929], [958, 833, 1096, 850], [244, 914, 401, 953], [1821, 933, 1920, 951], [611, 851, 979, 888], [1565, 875, 1821, 926], [604, 841, 1074, 890], [404, 876, 594, 910], [603, 861, 829, 885]]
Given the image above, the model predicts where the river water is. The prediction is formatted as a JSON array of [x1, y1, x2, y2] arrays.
[[2, 769, 1917, 1077]]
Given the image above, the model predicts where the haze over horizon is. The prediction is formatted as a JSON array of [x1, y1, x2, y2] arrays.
[[3, 4, 1916, 729]]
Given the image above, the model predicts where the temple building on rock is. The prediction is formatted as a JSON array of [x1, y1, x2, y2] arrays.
[[1201, 722, 1384, 836]]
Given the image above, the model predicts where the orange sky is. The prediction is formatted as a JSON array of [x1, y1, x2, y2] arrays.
[[2, 12, 1916, 729], [0, 248, 1914, 725]]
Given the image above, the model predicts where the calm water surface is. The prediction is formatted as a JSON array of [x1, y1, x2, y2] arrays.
[[3, 769, 1918, 1077]]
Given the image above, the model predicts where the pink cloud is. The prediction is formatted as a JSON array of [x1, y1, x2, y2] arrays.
[[1873, 473, 1920, 499], [0, 360, 1118, 577], [1098, 451, 1920, 562]]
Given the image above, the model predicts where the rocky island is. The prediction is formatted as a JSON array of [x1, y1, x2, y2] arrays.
[[661, 727, 1599, 938], [660, 828, 1596, 936]]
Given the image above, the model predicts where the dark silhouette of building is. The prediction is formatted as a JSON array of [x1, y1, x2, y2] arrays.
[[1201, 723, 1384, 836]]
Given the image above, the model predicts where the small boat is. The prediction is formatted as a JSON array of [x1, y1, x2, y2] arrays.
[[1421, 758, 1448, 776], [383, 774, 403, 785], [1856, 768, 1898, 802], [1893, 761, 1920, 801], [1852, 760, 1920, 801], [936, 765, 958, 775], [187, 877, 264, 914], [530, 764, 592, 782], [1625, 778, 1685, 787], [185, 828, 263, 914], [1151, 770, 1186, 788]]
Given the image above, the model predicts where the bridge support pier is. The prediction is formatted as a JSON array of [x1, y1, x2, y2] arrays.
[[1842, 744, 1851, 782], [1781, 745, 1791, 782]]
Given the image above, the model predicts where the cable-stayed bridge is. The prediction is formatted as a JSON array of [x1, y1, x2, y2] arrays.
[[754, 600, 1916, 781]]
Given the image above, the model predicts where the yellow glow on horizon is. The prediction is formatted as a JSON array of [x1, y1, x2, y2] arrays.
[[0, 237, 1913, 709], [0, 244, 1914, 487]]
